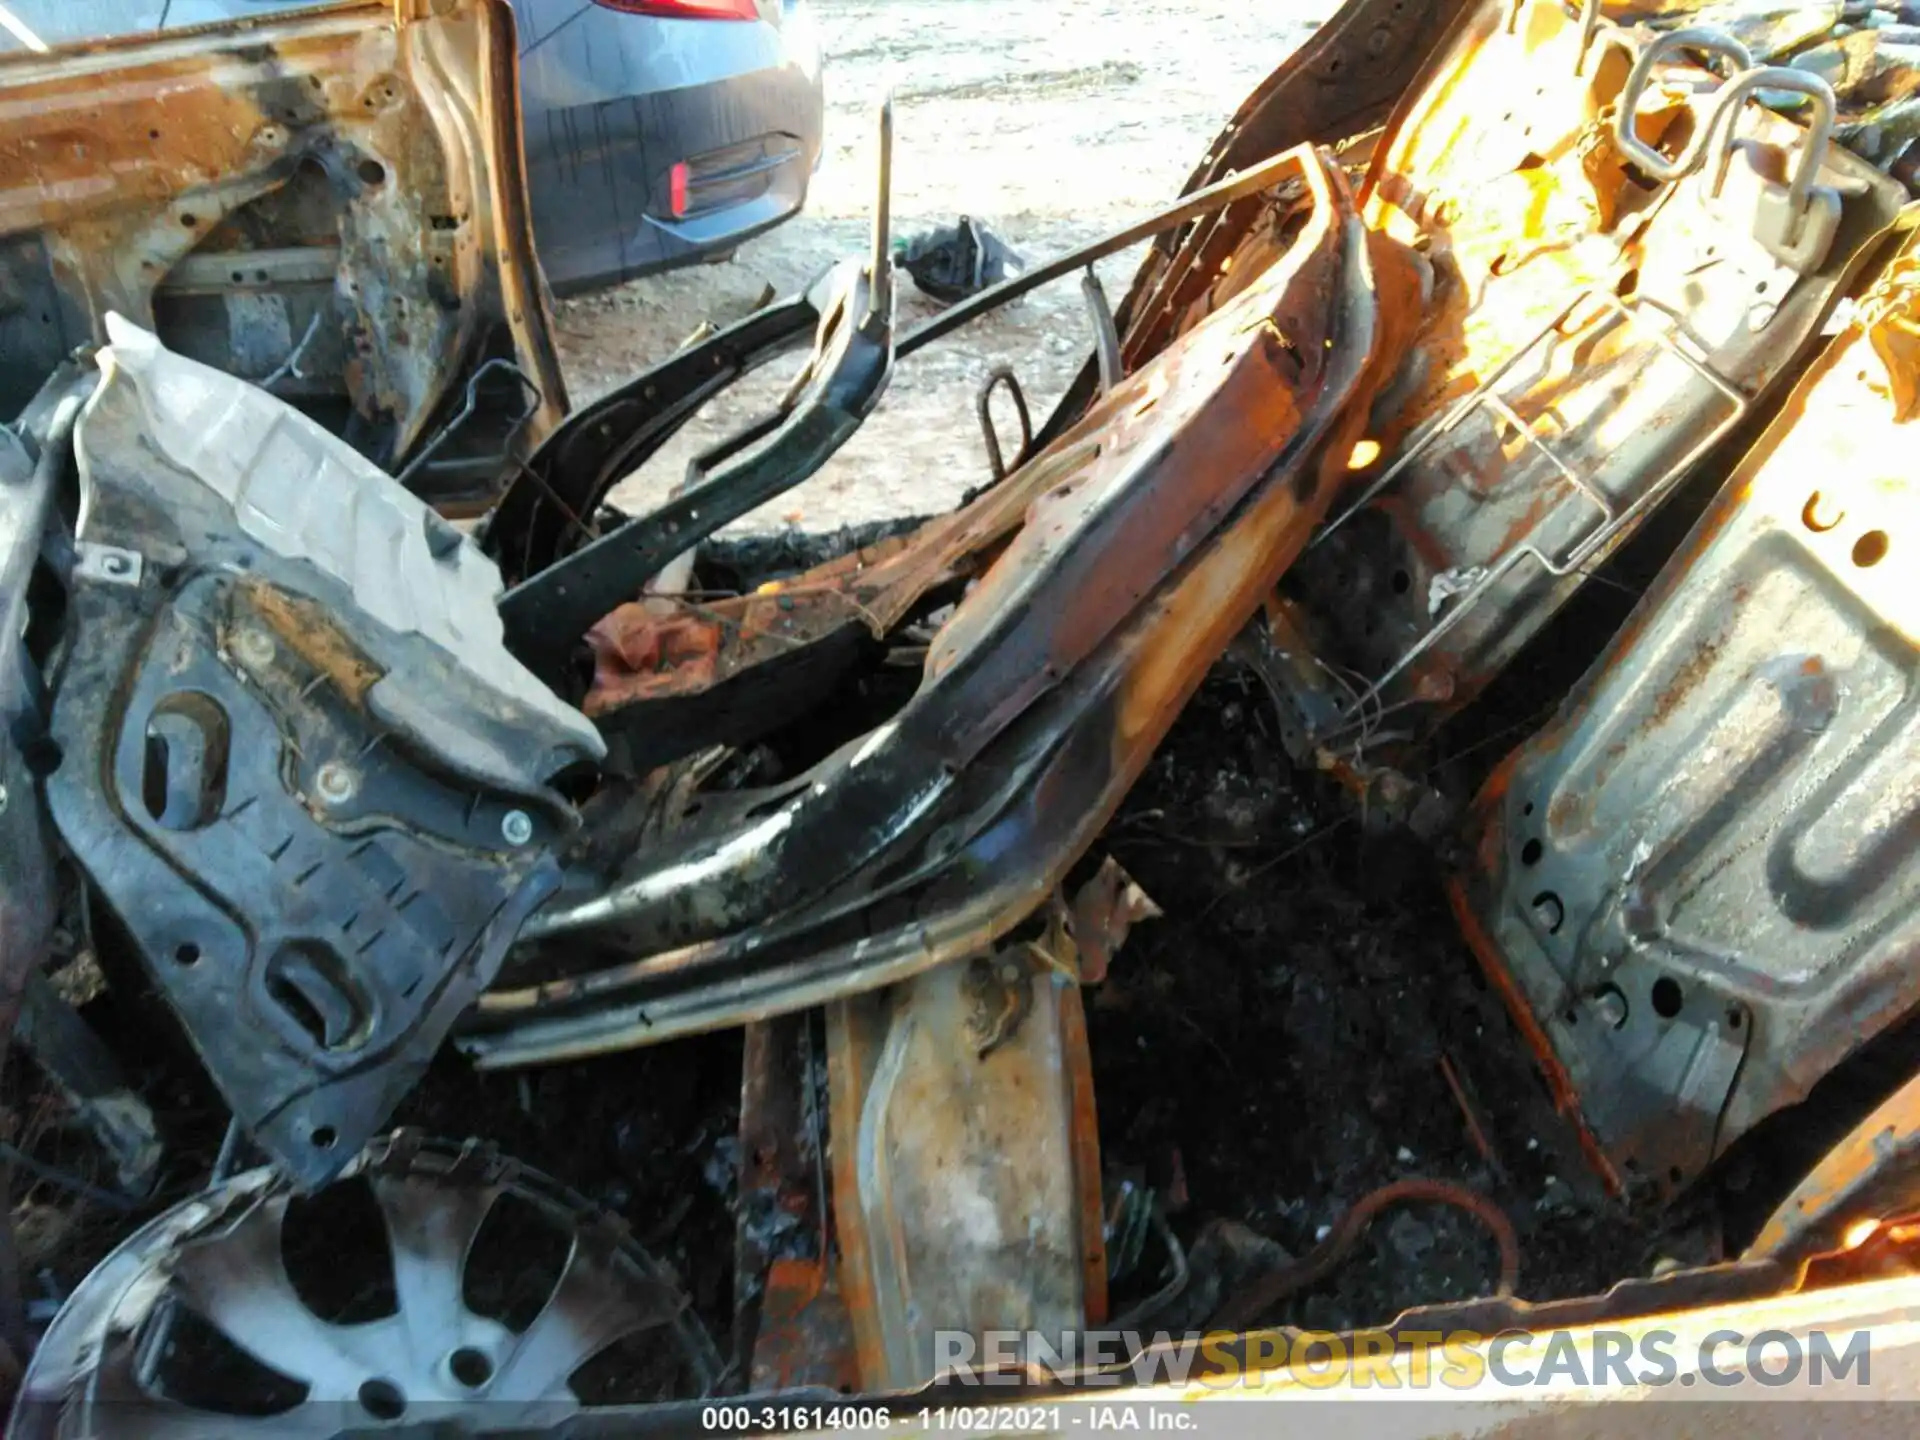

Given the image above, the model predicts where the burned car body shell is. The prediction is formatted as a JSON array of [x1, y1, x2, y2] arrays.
[[1456, 220, 1920, 1202], [0, 0, 566, 505], [22, 0, 1920, 1426]]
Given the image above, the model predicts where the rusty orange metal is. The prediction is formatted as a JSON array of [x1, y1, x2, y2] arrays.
[[794, 190, 1428, 1394], [1105, 0, 1476, 376], [1446, 863, 1624, 1198], [469, 149, 1426, 1069], [825, 956, 1100, 1391], [1748, 1064, 1920, 1262], [581, 437, 1101, 722], [1059, 979, 1110, 1328], [584, 599, 728, 708], [749, 1258, 860, 1394], [1258, 0, 1904, 769], [822, 995, 888, 1389]]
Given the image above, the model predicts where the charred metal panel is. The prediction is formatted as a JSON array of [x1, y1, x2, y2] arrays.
[[0, 0, 563, 490], [827, 960, 1098, 1388], [44, 323, 598, 1188], [518, 149, 1374, 955], [1457, 229, 1920, 1202], [1268, 0, 1905, 768]]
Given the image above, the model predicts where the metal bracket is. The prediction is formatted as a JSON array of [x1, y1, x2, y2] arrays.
[[73, 542, 143, 587], [392, 357, 542, 493]]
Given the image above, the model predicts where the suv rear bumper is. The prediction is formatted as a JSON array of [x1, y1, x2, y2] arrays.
[[523, 9, 824, 296]]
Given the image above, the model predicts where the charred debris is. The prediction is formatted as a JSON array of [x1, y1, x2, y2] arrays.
[[6, 0, 1920, 1429]]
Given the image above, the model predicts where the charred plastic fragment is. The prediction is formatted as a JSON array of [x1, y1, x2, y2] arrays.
[[42, 319, 601, 1189]]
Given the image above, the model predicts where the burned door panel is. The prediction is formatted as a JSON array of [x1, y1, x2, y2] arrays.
[[0, 0, 564, 501]]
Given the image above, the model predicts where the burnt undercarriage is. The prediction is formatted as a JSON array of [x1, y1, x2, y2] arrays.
[[8, 0, 1920, 1431]]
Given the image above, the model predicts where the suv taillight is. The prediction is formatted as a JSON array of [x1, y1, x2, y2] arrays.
[[591, 0, 760, 18]]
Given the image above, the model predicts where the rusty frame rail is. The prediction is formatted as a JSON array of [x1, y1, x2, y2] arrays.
[[459, 145, 1423, 1063]]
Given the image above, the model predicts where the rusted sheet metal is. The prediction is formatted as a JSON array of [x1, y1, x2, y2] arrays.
[[1059, 980, 1109, 1326], [749, 1258, 860, 1394], [585, 150, 1363, 730], [825, 956, 1096, 1389], [1262, 0, 1905, 768], [1749, 1064, 1920, 1263], [586, 598, 736, 712], [581, 433, 1101, 715], [1454, 218, 1920, 1204], [519, 147, 1371, 953], [0, 0, 563, 466], [461, 151, 1426, 1064], [731, 1015, 859, 1391]]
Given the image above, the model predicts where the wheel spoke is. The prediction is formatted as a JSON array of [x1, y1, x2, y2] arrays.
[[372, 1173, 502, 1364], [487, 1239, 672, 1401], [166, 1198, 368, 1396], [85, 1337, 344, 1440]]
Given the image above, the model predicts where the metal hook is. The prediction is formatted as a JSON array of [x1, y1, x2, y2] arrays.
[[976, 366, 1032, 483], [1699, 67, 1837, 222], [1611, 28, 1755, 184]]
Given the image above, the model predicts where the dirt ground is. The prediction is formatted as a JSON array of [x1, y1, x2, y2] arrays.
[[556, 0, 1327, 530]]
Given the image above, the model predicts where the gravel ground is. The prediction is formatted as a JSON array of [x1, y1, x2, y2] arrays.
[[555, 0, 1326, 532]]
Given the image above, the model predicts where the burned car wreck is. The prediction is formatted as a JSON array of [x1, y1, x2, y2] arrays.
[[9, 0, 1920, 1430]]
